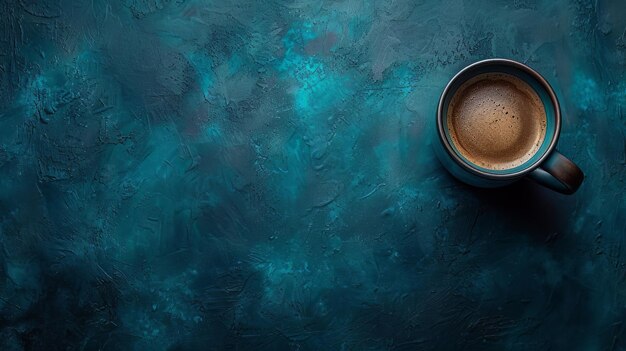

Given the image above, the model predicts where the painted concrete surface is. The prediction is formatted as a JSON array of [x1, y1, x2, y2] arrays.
[[0, 0, 625, 350]]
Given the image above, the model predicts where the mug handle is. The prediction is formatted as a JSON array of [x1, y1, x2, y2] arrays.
[[527, 150, 584, 194]]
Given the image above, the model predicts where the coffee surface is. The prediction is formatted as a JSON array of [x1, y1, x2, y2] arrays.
[[446, 73, 547, 170]]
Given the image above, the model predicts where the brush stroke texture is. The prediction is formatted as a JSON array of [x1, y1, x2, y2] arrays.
[[0, 0, 625, 350]]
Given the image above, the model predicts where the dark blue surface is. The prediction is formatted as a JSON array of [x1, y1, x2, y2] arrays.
[[1, 0, 625, 350]]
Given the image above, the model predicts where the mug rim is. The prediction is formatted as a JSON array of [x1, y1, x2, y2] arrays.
[[436, 58, 562, 179]]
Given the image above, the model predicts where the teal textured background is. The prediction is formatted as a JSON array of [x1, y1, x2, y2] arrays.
[[1, 0, 625, 350]]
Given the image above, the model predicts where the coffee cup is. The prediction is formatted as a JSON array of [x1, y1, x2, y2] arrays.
[[434, 59, 584, 194]]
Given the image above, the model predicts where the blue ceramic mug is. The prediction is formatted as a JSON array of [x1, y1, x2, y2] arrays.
[[434, 59, 584, 194]]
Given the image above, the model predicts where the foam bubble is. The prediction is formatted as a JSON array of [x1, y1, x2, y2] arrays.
[[446, 72, 547, 170]]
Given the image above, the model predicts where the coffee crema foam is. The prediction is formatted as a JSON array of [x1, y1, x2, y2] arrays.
[[446, 73, 547, 171]]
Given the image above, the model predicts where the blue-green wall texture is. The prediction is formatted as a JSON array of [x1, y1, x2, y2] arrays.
[[1, 0, 625, 350]]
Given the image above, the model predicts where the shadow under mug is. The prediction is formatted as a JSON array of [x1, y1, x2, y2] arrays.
[[434, 58, 584, 195]]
